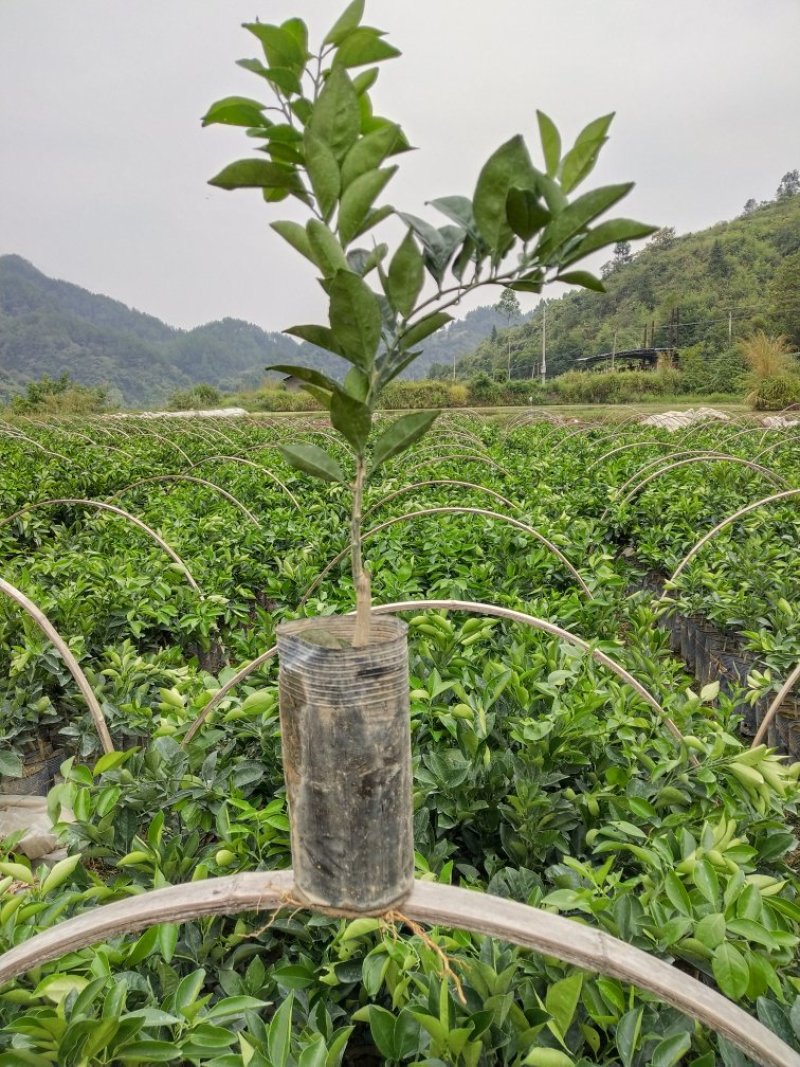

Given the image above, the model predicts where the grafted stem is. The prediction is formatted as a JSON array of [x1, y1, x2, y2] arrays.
[[351, 457, 371, 646]]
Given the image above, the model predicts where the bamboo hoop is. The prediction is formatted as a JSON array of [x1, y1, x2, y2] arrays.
[[182, 599, 680, 747], [404, 454, 510, 479], [586, 439, 682, 473], [107, 475, 261, 527], [0, 499, 201, 594], [752, 662, 800, 749], [611, 450, 738, 500], [298, 507, 592, 606], [0, 576, 113, 753], [752, 437, 800, 463], [54, 429, 134, 460], [607, 455, 788, 519], [363, 480, 519, 519], [133, 428, 193, 465], [0, 875, 792, 1066], [666, 490, 800, 587], [0, 435, 70, 464], [183, 455, 300, 510], [182, 644, 278, 746]]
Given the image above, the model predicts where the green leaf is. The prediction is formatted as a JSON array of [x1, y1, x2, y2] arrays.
[[202, 96, 268, 128], [726, 918, 780, 950], [266, 364, 340, 394], [330, 389, 372, 453], [279, 444, 346, 484], [268, 994, 294, 1067], [756, 998, 795, 1047], [352, 203, 394, 242], [536, 183, 633, 260], [546, 972, 582, 1038], [0, 751, 23, 777], [712, 943, 749, 999], [271, 220, 316, 264], [34, 973, 89, 1004], [40, 853, 82, 895], [555, 270, 605, 292], [370, 410, 439, 472], [651, 1031, 691, 1067], [175, 968, 206, 1014], [341, 124, 407, 188], [304, 130, 340, 222], [281, 17, 308, 54], [329, 270, 382, 370], [284, 324, 343, 356], [116, 1041, 182, 1063], [334, 28, 401, 69], [343, 367, 370, 400], [523, 1051, 574, 1067], [386, 229, 424, 317], [506, 187, 552, 241], [694, 912, 727, 950], [0, 861, 34, 884], [559, 113, 614, 193], [368, 1006, 398, 1059], [400, 310, 452, 350], [559, 218, 658, 267], [693, 857, 720, 906], [309, 67, 361, 161], [243, 23, 306, 74], [237, 60, 303, 96], [338, 166, 396, 245], [325, 0, 366, 46], [152, 922, 178, 964], [616, 1008, 643, 1067], [306, 220, 350, 277], [208, 159, 305, 198], [473, 135, 537, 257], [537, 110, 561, 176]]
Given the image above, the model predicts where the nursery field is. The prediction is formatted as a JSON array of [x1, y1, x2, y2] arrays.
[[1, 409, 800, 1065]]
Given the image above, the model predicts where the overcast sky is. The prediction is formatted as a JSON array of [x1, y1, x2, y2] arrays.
[[1, 1, 798, 335]]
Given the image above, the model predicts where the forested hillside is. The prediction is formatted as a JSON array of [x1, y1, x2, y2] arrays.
[[0, 255, 510, 406], [3, 186, 798, 406], [456, 192, 800, 381], [0, 256, 338, 406]]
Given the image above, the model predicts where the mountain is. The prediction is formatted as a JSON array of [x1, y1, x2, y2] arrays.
[[0, 256, 344, 407], [453, 193, 800, 380], [401, 304, 533, 379], [0, 255, 512, 407]]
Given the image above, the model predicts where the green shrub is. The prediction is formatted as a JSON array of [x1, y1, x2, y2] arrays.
[[750, 374, 800, 410], [379, 380, 462, 409], [550, 368, 683, 404], [246, 388, 323, 412], [168, 383, 222, 410]]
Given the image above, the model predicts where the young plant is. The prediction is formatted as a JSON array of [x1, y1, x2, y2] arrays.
[[205, 0, 655, 643]]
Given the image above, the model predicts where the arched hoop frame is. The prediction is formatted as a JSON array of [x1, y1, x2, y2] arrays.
[[0, 576, 112, 753]]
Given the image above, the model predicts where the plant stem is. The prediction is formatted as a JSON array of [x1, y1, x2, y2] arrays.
[[351, 456, 371, 646]]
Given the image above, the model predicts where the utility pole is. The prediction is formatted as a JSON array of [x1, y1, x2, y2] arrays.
[[540, 304, 547, 386], [452, 348, 456, 381], [611, 330, 617, 372]]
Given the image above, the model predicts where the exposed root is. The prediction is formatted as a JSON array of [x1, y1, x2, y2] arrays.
[[384, 909, 466, 1004]]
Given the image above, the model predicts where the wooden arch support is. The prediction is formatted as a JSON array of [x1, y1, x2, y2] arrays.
[[182, 598, 681, 749], [0, 576, 113, 753], [0, 499, 201, 594], [184, 455, 300, 510], [108, 475, 261, 527], [362, 480, 519, 519], [612, 454, 788, 514], [297, 507, 593, 606], [0, 872, 795, 1066]]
